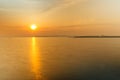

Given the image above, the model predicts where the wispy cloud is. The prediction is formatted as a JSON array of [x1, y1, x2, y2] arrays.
[[26, 0, 87, 13], [41, 0, 86, 13]]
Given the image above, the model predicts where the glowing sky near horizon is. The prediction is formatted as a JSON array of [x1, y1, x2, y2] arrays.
[[0, 0, 120, 36]]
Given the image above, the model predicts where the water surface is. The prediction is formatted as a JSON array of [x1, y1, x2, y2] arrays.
[[0, 37, 120, 80]]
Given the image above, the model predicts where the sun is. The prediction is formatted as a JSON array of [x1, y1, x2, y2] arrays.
[[31, 24, 37, 30]]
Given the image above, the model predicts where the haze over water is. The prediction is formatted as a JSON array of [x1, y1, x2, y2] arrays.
[[0, 0, 120, 80], [0, 37, 120, 80]]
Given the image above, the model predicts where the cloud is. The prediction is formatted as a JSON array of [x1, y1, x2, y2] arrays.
[[26, 0, 87, 14], [41, 0, 85, 13]]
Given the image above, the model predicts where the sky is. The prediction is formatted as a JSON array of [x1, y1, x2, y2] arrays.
[[0, 0, 120, 36]]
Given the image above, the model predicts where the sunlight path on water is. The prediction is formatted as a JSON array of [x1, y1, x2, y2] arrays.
[[30, 37, 41, 80]]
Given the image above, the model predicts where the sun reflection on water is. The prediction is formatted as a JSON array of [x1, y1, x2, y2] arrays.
[[31, 37, 41, 80]]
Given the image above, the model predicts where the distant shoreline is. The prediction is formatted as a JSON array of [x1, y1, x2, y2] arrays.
[[72, 36, 120, 38]]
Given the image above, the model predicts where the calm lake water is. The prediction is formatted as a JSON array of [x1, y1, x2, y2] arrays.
[[0, 37, 120, 80]]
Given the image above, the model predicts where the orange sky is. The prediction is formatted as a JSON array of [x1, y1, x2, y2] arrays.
[[0, 0, 120, 36]]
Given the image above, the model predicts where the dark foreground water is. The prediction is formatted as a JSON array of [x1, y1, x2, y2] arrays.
[[0, 37, 120, 80]]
